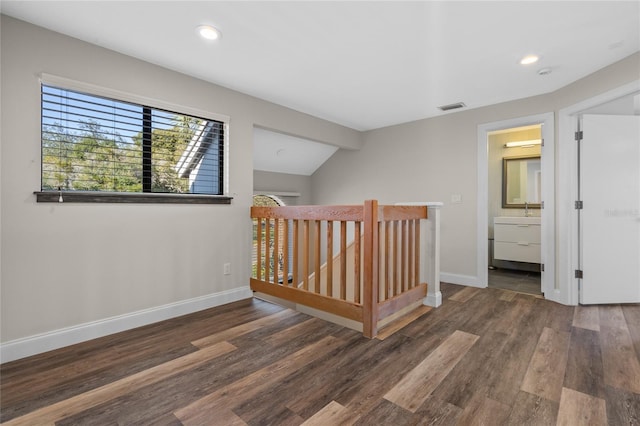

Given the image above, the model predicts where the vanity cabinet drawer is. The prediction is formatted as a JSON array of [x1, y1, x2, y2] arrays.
[[494, 224, 541, 244], [494, 241, 541, 263]]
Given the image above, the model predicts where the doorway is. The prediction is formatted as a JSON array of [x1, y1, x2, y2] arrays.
[[477, 112, 555, 299], [558, 81, 640, 305], [487, 125, 542, 295]]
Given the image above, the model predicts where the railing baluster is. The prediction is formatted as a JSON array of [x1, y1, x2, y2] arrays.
[[314, 220, 321, 293], [293, 220, 299, 287], [340, 221, 347, 300], [274, 218, 279, 284], [283, 219, 289, 285], [265, 219, 271, 283], [384, 221, 390, 300], [256, 218, 263, 281], [414, 219, 420, 287], [408, 219, 414, 289], [400, 220, 406, 292], [378, 223, 382, 299], [303, 220, 309, 291], [393, 220, 399, 296], [326, 221, 333, 297], [354, 221, 361, 304]]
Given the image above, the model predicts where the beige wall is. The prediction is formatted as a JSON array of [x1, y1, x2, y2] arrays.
[[312, 53, 640, 282], [311, 97, 549, 278], [0, 15, 360, 345], [253, 170, 312, 205]]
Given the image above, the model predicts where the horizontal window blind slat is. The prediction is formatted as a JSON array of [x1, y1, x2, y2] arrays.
[[41, 84, 225, 196], [43, 88, 144, 115]]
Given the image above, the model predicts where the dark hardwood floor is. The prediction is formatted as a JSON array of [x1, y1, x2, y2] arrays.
[[488, 268, 541, 296], [2, 283, 639, 425]]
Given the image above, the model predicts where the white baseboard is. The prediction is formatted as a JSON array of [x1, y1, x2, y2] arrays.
[[440, 272, 484, 288], [424, 292, 442, 307], [0, 286, 253, 363]]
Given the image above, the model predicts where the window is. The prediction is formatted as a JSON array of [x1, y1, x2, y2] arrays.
[[252, 194, 294, 283], [37, 83, 230, 203]]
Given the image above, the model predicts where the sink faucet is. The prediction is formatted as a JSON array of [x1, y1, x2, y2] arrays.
[[524, 202, 529, 217]]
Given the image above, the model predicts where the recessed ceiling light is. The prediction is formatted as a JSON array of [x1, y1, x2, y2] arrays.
[[520, 55, 539, 65], [196, 25, 221, 41]]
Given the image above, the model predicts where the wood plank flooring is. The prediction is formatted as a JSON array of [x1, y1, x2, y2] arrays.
[[488, 268, 541, 296], [2, 283, 639, 425]]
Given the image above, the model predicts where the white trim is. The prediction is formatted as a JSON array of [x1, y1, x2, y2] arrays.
[[424, 293, 443, 307], [440, 272, 481, 287], [477, 113, 555, 298], [394, 201, 444, 208], [253, 191, 301, 197], [476, 122, 490, 289], [223, 122, 231, 196], [558, 80, 640, 306], [0, 287, 252, 363], [540, 115, 556, 302]]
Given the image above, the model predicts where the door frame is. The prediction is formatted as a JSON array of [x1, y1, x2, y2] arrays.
[[477, 112, 555, 298], [558, 80, 640, 305]]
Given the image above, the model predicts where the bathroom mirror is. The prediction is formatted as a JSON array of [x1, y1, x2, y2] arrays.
[[502, 155, 541, 208]]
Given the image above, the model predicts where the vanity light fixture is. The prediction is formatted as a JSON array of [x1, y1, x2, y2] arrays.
[[504, 139, 542, 148], [196, 25, 221, 41], [520, 55, 539, 65]]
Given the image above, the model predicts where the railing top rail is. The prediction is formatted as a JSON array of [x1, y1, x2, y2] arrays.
[[251, 205, 364, 221], [251, 202, 427, 222], [378, 205, 427, 221]]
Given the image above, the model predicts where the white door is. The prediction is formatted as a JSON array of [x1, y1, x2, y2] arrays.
[[580, 114, 640, 304]]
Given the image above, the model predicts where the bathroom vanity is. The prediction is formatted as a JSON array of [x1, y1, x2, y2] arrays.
[[493, 216, 541, 264]]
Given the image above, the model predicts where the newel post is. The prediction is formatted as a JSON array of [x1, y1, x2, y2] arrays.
[[362, 199, 379, 338], [395, 201, 443, 308]]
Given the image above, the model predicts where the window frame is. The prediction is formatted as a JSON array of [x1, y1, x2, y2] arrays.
[[35, 74, 232, 204]]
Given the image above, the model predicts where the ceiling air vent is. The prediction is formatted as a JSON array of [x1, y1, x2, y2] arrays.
[[438, 102, 466, 111]]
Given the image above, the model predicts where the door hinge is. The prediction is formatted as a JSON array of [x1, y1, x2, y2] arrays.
[[575, 269, 584, 279], [541, 264, 545, 272], [575, 200, 583, 209], [541, 201, 544, 209], [575, 130, 583, 141], [541, 138, 545, 147]]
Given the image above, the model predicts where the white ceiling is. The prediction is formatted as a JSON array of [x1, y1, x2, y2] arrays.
[[2, 1, 639, 174], [253, 127, 338, 175]]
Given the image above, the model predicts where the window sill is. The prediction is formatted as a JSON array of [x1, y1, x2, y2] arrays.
[[35, 191, 233, 204]]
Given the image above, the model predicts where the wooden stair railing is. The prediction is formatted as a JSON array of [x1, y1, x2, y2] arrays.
[[304, 234, 362, 302], [250, 200, 428, 338]]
